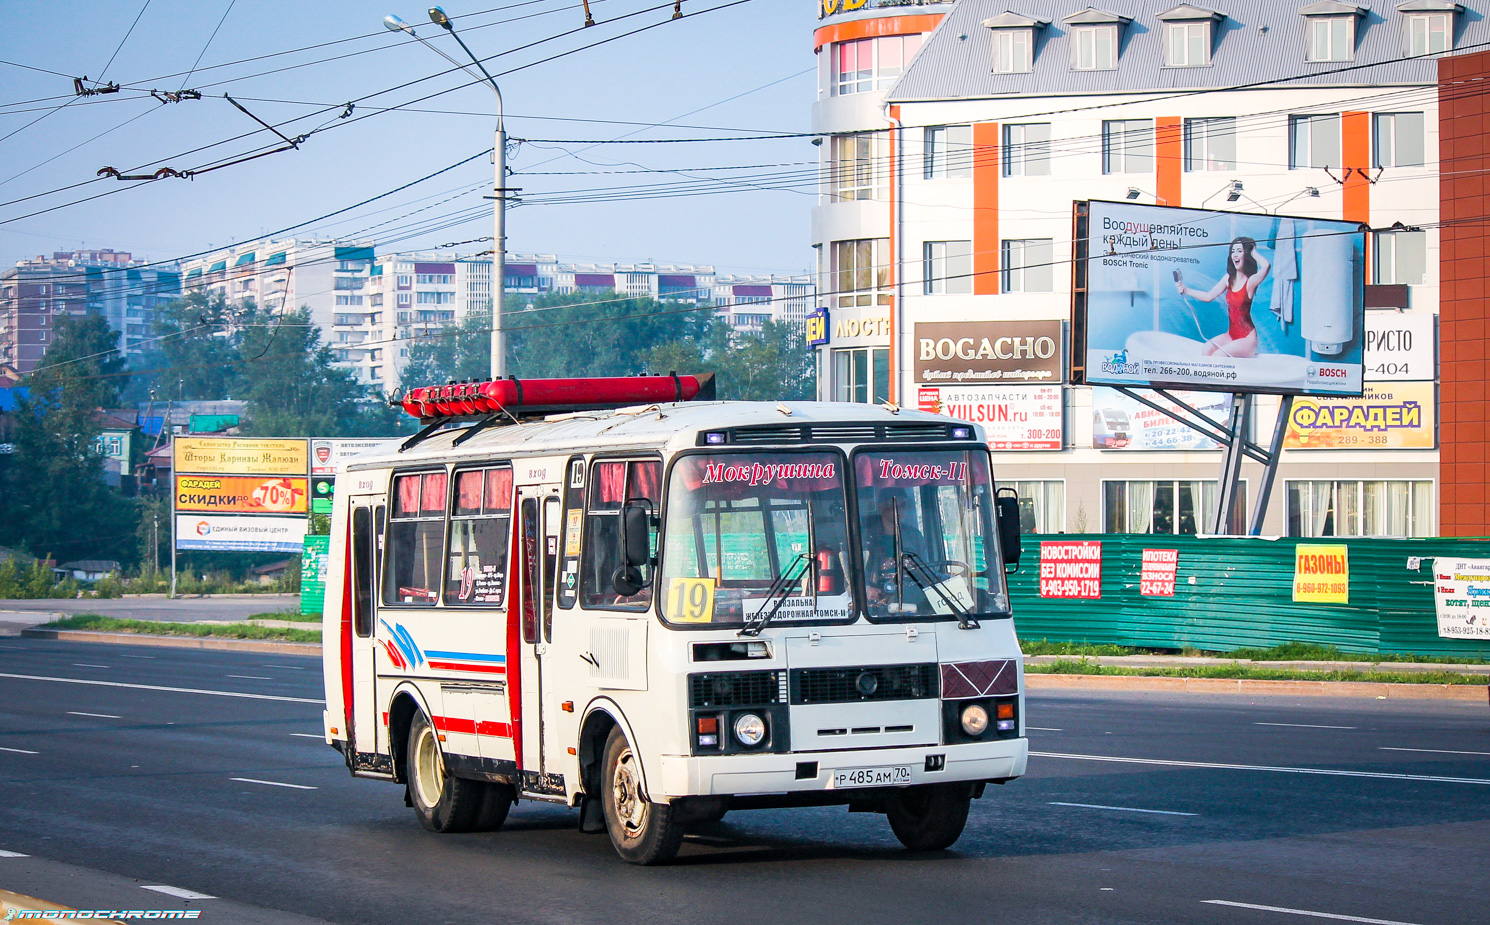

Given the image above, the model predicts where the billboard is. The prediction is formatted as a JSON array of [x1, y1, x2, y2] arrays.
[[917, 385, 1063, 450], [1283, 382, 1437, 449], [175, 475, 309, 514], [1076, 200, 1366, 396], [1364, 311, 1435, 381], [310, 438, 394, 475], [173, 437, 309, 554], [173, 437, 308, 476], [1433, 558, 1490, 639], [913, 321, 1063, 385], [1090, 387, 1229, 450], [175, 514, 307, 553]]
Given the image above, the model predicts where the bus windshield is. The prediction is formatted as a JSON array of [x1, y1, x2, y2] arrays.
[[854, 448, 1009, 621], [659, 452, 854, 627]]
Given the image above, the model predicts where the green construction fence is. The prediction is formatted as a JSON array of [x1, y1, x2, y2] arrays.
[[1007, 534, 1490, 660]]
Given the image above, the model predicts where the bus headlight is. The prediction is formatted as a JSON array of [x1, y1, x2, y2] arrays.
[[960, 703, 990, 737], [733, 713, 766, 747]]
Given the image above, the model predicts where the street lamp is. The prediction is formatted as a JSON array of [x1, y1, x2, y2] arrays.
[[385, 7, 509, 378]]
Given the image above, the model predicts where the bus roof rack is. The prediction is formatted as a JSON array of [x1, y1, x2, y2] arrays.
[[394, 372, 716, 453]]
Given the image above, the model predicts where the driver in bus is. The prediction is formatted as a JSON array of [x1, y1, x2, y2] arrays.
[[863, 489, 930, 611]]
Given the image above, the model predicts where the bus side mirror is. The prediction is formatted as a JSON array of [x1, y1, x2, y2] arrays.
[[996, 488, 1022, 574], [622, 500, 653, 568]]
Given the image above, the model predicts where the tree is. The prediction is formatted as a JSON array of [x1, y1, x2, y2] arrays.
[[122, 290, 244, 404], [644, 317, 816, 402], [400, 309, 494, 389], [505, 290, 712, 380]]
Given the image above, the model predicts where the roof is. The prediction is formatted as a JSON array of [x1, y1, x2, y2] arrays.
[[887, 0, 1475, 101], [348, 401, 977, 472], [60, 560, 120, 571]]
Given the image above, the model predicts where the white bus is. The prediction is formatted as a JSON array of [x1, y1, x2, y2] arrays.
[[321, 375, 1028, 864]]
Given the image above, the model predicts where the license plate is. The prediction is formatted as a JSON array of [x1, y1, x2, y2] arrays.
[[830, 765, 912, 789]]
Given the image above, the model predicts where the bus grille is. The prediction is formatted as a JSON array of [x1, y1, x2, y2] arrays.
[[689, 670, 786, 707], [789, 664, 939, 705]]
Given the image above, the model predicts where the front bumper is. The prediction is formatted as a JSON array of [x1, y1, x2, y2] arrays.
[[653, 736, 1027, 800]]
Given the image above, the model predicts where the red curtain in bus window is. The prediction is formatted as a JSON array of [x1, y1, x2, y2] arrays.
[[421, 471, 447, 514], [628, 460, 661, 502], [484, 467, 513, 514], [455, 471, 483, 516], [394, 474, 421, 517], [594, 462, 626, 508]]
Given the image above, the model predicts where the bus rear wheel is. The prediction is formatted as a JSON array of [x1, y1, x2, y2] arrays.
[[406, 711, 482, 833], [601, 727, 683, 865], [885, 783, 972, 851]]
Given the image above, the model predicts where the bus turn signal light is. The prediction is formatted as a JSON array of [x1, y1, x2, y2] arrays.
[[996, 703, 1015, 720]]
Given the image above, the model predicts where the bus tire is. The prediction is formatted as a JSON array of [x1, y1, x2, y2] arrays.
[[472, 782, 515, 832], [601, 727, 683, 865], [885, 783, 972, 852], [405, 711, 481, 833]]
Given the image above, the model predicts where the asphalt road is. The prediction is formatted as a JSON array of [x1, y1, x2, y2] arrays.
[[0, 595, 299, 632], [0, 638, 1486, 925]]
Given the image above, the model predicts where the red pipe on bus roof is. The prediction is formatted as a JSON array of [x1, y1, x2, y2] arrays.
[[399, 374, 712, 420]]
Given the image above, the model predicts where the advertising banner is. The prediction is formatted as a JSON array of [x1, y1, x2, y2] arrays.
[[175, 475, 309, 514], [1140, 549, 1178, 596], [309, 438, 394, 476], [1079, 200, 1365, 395], [917, 385, 1064, 450], [806, 308, 829, 347], [300, 534, 331, 616], [913, 320, 1063, 385], [1283, 382, 1436, 450], [1292, 544, 1349, 603], [174, 437, 308, 476], [1364, 311, 1435, 381], [1432, 557, 1490, 639], [1090, 387, 1229, 450], [1039, 541, 1102, 599], [175, 514, 308, 553]]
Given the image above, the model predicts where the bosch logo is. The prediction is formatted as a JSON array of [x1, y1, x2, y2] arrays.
[[1318, 367, 1347, 378]]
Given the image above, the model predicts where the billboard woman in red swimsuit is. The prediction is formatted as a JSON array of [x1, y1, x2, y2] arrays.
[[1173, 236, 1272, 358]]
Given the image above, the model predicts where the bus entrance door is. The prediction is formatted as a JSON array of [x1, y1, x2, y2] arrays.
[[514, 482, 565, 796], [346, 496, 387, 769]]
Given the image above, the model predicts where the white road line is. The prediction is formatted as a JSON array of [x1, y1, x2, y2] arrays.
[[1031, 751, 1490, 786], [0, 672, 322, 705], [1203, 899, 1425, 924], [230, 777, 317, 790], [66, 711, 121, 719], [119, 654, 155, 659], [72, 663, 109, 669], [1028, 726, 1063, 731], [1255, 722, 1357, 730], [1050, 801, 1196, 816], [0, 746, 39, 755], [1381, 746, 1490, 757], [227, 675, 273, 680], [0, 850, 29, 858], [289, 733, 324, 739], [262, 664, 305, 670], [141, 885, 216, 900]]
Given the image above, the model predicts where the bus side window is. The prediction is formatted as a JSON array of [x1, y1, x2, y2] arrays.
[[580, 459, 661, 609], [352, 507, 373, 637], [542, 496, 560, 639], [383, 471, 447, 606], [445, 465, 513, 606]]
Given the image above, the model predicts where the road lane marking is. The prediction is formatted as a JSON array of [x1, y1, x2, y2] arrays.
[[0, 851, 28, 858], [1049, 801, 1196, 816], [0, 672, 322, 704], [1031, 751, 1490, 786], [1381, 746, 1490, 757], [227, 675, 273, 680], [0, 746, 39, 755], [290, 733, 323, 739], [66, 711, 121, 719], [72, 663, 110, 669], [230, 777, 317, 790], [141, 885, 215, 900], [262, 664, 305, 670], [1203, 900, 1424, 924], [1028, 726, 1063, 731], [119, 655, 154, 659], [1255, 722, 1356, 730]]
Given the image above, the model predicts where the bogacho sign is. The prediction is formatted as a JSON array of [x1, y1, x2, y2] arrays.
[[913, 321, 1063, 385]]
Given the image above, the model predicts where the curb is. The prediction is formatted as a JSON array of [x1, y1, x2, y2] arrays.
[[1026, 672, 1490, 703], [19, 628, 321, 657]]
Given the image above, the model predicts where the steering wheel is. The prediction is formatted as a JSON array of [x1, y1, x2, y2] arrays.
[[930, 559, 972, 578]]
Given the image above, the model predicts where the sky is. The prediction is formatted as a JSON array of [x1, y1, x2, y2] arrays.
[[0, 0, 819, 277]]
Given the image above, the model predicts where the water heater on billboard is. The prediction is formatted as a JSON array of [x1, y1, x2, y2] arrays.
[[1300, 227, 1356, 356]]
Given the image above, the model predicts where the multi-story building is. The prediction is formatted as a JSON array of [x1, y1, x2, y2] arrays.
[[372, 253, 493, 389], [0, 250, 180, 373], [180, 239, 375, 334], [811, 0, 1467, 536]]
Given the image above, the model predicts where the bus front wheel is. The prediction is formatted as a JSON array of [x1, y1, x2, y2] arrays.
[[406, 711, 482, 833], [885, 783, 972, 851], [601, 727, 684, 865]]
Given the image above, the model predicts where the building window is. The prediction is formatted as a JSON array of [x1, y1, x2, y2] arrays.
[[1374, 230, 1428, 285], [829, 133, 888, 201], [832, 34, 922, 96], [415, 273, 454, 285], [1102, 119, 1153, 174], [923, 241, 973, 295], [1289, 114, 1341, 168], [1307, 16, 1355, 62], [1374, 112, 1425, 167], [335, 295, 364, 306], [1164, 21, 1210, 67], [1104, 480, 1245, 535], [924, 125, 973, 179], [397, 292, 412, 306], [992, 28, 1034, 74], [1183, 117, 1236, 171], [1407, 12, 1452, 55], [831, 238, 890, 308], [368, 293, 383, 307], [396, 275, 412, 289], [1286, 480, 1433, 537], [998, 480, 1065, 534], [1001, 239, 1054, 292], [1071, 24, 1117, 70], [833, 347, 890, 404], [333, 277, 364, 290], [416, 291, 455, 304], [1002, 123, 1051, 176]]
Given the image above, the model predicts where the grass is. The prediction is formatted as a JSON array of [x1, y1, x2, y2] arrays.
[[39, 614, 320, 643], [1020, 639, 1489, 665], [247, 611, 321, 623], [1026, 657, 1486, 686]]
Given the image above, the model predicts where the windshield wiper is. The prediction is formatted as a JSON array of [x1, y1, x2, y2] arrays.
[[900, 550, 980, 630], [739, 552, 811, 637]]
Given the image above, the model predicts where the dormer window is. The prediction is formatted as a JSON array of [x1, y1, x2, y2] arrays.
[[983, 13, 1048, 74], [1156, 4, 1222, 67], [1064, 9, 1130, 71], [1398, 1, 1461, 55], [1301, 2, 1367, 62]]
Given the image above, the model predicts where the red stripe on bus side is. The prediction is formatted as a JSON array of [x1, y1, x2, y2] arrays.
[[340, 526, 355, 741], [430, 716, 513, 739], [426, 661, 507, 674], [507, 511, 524, 769]]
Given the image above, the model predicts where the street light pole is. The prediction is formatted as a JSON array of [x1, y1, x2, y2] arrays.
[[385, 8, 508, 378]]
